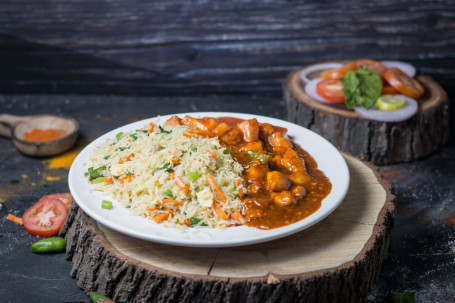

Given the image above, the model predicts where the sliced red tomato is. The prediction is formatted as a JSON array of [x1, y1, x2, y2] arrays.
[[384, 67, 424, 99], [354, 59, 387, 75], [42, 193, 72, 209], [320, 62, 357, 80], [22, 197, 68, 237], [316, 79, 345, 103], [381, 85, 399, 95]]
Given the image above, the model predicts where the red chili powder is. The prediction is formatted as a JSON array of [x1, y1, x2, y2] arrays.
[[24, 128, 67, 142]]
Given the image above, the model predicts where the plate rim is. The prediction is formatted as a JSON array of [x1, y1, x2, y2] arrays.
[[68, 112, 350, 247]]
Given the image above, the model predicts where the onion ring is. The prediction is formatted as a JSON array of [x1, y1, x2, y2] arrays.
[[355, 95, 418, 122]]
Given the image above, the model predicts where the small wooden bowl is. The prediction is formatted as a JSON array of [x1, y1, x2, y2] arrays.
[[0, 114, 79, 157]]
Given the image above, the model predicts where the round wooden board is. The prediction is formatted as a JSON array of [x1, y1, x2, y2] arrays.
[[60, 153, 394, 303], [283, 63, 450, 165]]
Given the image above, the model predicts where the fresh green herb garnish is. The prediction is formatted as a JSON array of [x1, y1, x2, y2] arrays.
[[126, 172, 133, 176], [87, 166, 106, 181], [231, 187, 239, 198], [341, 66, 383, 109], [387, 290, 416, 303], [116, 132, 123, 141], [154, 163, 174, 173], [187, 170, 200, 181], [195, 186, 201, 192], [116, 146, 131, 151], [164, 189, 174, 198], [155, 204, 164, 210], [158, 125, 172, 134], [101, 200, 112, 210], [103, 155, 110, 160], [158, 146, 165, 151], [189, 217, 207, 226], [190, 145, 197, 152], [130, 134, 138, 141]]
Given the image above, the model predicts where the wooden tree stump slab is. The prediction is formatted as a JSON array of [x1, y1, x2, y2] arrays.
[[283, 63, 450, 165], [60, 154, 395, 303]]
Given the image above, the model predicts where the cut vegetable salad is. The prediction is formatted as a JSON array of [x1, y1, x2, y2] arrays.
[[301, 59, 423, 122]]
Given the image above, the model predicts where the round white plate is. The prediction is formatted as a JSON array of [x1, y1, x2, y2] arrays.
[[69, 112, 350, 247]]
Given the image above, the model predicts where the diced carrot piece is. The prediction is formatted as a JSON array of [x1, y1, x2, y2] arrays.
[[103, 177, 113, 184], [232, 211, 246, 224], [206, 150, 217, 158], [146, 207, 161, 212], [184, 219, 192, 226], [149, 122, 156, 132], [206, 174, 226, 203], [158, 199, 184, 205], [213, 200, 228, 220], [172, 155, 179, 164], [174, 176, 189, 195], [152, 212, 169, 223], [7, 214, 23, 225]]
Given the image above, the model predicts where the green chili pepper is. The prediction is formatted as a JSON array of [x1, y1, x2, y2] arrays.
[[89, 291, 113, 303], [187, 170, 200, 181], [30, 237, 66, 253], [87, 166, 106, 181], [101, 200, 113, 210]]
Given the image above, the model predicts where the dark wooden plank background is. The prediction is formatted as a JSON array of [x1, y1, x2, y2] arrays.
[[1, 0, 455, 95]]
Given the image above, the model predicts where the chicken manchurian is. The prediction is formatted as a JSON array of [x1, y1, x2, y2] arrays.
[[165, 115, 332, 229]]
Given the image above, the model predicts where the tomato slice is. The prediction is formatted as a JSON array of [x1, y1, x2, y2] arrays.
[[22, 197, 68, 237], [320, 62, 357, 80], [384, 68, 424, 99], [381, 85, 399, 95], [42, 193, 72, 209], [316, 79, 345, 103], [354, 59, 387, 75]]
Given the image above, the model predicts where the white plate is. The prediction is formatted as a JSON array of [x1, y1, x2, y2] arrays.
[[69, 112, 349, 247]]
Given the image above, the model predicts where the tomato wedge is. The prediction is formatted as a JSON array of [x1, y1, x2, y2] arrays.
[[320, 62, 357, 80], [22, 197, 68, 237], [316, 79, 345, 103], [384, 67, 424, 99], [354, 59, 387, 75]]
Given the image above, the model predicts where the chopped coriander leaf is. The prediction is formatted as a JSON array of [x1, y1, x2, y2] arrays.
[[158, 146, 165, 151], [187, 170, 200, 181], [158, 125, 172, 134], [116, 132, 123, 141], [103, 155, 110, 160], [92, 177, 105, 184], [116, 146, 131, 151], [155, 204, 164, 210], [130, 134, 138, 141], [154, 163, 173, 173], [190, 145, 197, 152], [164, 189, 174, 198], [126, 172, 133, 176], [189, 217, 201, 225], [195, 186, 201, 192], [101, 200, 113, 210]]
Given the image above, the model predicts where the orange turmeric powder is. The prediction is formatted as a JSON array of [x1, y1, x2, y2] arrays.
[[24, 128, 67, 142]]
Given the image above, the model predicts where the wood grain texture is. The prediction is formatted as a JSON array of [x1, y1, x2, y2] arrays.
[[283, 66, 450, 165], [1, 0, 455, 94], [60, 154, 395, 303]]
